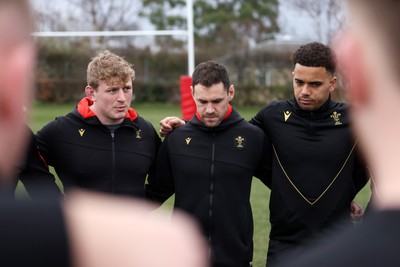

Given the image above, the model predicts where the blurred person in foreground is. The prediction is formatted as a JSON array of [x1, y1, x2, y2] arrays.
[[273, 0, 400, 266], [0, 126, 63, 200], [0, 1, 208, 266]]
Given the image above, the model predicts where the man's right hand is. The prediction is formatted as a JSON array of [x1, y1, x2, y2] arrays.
[[159, 116, 185, 137]]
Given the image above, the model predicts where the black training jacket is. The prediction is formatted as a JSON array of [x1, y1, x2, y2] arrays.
[[36, 97, 161, 198], [274, 210, 400, 267], [0, 199, 70, 267], [146, 107, 271, 267], [250, 97, 369, 261], [1, 126, 62, 200]]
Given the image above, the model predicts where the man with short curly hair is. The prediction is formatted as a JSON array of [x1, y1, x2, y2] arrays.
[[273, 0, 400, 266], [292, 42, 336, 75], [36, 50, 161, 198], [249, 41, 369, 265]]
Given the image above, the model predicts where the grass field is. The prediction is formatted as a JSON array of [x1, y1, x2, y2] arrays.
[[24, 101, 371, 267]]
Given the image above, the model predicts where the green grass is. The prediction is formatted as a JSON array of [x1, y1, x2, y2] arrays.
[[24, 101, 371, 267]]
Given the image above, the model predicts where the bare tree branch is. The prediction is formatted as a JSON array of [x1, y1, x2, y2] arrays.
[[286, 0, 346, 43]]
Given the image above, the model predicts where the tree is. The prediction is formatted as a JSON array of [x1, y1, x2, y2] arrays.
[[140, 0, 280, 82], [285, 0, 346, 43], [140, 0, 280, 56], [34, 0, 141, 48]]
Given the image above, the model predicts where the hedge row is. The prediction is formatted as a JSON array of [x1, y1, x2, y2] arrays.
[[35, 77, 291, 106]]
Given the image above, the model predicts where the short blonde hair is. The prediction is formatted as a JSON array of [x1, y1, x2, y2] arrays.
[[87, 50, 135, 89]]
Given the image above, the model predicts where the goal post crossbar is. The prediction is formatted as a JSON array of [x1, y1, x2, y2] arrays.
[[32, 0, 195, 75]]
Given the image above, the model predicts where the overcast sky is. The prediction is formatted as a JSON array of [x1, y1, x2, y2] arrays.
[[278, 2, 317, 40], [32, 0, 318, 41]]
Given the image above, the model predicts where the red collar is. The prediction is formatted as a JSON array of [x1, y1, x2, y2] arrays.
[[195, 104, 232, 122], [77, 97, 138, 121]]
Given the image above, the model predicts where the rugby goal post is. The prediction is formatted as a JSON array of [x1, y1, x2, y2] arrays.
[[33, 0, 196, 120]]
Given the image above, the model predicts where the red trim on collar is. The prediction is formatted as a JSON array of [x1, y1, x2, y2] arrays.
[[195, 104, 232, 122], [126, 108, 138, 121], [77, 97, 138, 121], [77, 97, 96, 118]]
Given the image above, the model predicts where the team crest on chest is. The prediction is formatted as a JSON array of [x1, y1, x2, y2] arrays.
[[330, 111, 342, 125], [234, 136, 246, 149], [135, 130, 142, 139], [78, 128, 85, 137]]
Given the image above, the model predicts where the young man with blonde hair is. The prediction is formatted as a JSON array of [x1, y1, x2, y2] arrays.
[[36, 50, 161, 197]]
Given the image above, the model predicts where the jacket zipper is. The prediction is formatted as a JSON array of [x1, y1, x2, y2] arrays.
[[110, 131, 116, 193], [208, 133, 216, 255]]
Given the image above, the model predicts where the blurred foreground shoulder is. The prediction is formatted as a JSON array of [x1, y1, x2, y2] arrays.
[[64, 190, 209, 267]]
